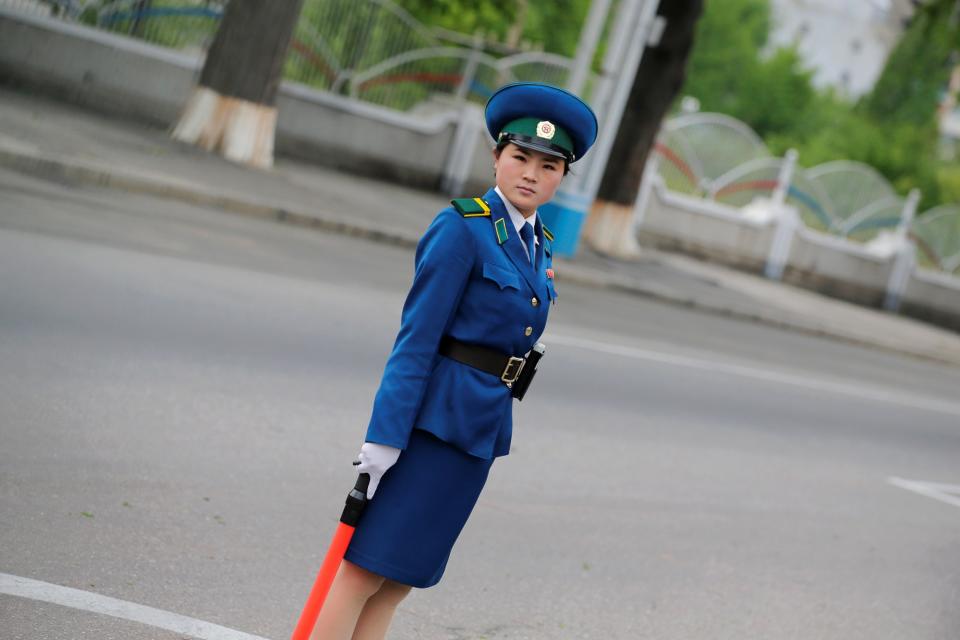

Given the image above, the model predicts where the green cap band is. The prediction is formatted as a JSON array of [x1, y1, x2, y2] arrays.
[[498, 117, 575, 158]]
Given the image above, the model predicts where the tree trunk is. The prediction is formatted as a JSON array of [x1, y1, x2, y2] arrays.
[[171, 0, 306, 168], [131, 0, 151, 38], [584, 0, 703, 257], [505, 0, 528, 50]]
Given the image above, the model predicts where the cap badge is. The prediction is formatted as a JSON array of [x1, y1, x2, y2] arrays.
[[537, 121, 556, 140]]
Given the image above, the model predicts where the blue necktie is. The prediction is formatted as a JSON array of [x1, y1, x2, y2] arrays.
[[519, 223, 535, 267]]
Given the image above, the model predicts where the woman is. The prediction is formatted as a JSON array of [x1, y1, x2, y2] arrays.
[[311, 82, 598, 640]]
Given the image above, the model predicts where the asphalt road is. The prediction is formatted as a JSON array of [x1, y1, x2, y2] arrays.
[[1, 168, 959, 639]]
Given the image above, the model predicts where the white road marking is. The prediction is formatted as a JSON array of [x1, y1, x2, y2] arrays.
[[888, 477, 960, 510], [548, 332, 960, 417], [0, 573, 271, 640]]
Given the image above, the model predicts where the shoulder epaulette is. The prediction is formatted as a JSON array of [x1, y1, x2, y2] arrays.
[[542, 224, 555, 242], [451, 197, 491, 218]]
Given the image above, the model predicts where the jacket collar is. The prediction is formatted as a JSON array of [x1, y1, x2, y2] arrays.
[[483, 188, 547, 298]]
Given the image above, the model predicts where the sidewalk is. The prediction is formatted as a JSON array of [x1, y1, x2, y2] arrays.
[[3, 86, 960, 366]]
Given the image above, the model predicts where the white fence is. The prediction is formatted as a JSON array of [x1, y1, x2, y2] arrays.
[[635, 112, 960, 329], [0, 0, 593, 113]]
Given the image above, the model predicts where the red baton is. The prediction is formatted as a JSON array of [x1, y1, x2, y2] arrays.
[[291, 473, 370, 640]]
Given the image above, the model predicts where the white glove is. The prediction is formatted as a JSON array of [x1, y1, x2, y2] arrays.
[[355, 442, 401, 499]]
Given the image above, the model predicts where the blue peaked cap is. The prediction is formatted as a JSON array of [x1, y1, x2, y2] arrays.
[[485, 82, 599, 163]]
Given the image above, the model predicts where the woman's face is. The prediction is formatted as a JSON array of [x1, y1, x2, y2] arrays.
[[493, 143, 565, 217]]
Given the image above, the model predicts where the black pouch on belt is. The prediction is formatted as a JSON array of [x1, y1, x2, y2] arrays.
[[511, 343, 545, 401], [438, 338, 546, 401]]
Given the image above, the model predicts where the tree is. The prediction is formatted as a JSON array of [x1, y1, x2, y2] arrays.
[[171, 0, 307, 168], [784, 0, 960, 210], [583, 0, 704, 256], [864, 0, 960, 126], [394, 0, 593, 57], [395, 0, 519, 46], [682, 0, 769, 117]]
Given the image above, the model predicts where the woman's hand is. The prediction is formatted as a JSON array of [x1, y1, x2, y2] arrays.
[[355, 442, 402, 499]]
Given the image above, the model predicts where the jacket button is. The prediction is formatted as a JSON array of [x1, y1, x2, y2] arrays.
[[531, 297, 539, 307], [524, 326, 533, 336]]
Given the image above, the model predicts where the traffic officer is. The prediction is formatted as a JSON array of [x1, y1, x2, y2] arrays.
[[311, 82, 598, 640]]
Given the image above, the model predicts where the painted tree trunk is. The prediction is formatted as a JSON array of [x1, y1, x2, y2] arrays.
[[584, 0, 703, 256], [171, 0, 306, 169]]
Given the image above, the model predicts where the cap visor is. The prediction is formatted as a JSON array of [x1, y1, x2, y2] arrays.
[[508, 139, 568, 160]]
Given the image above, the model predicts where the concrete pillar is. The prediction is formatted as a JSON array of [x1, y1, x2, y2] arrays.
[[578, 0, 661, 201], [632, 153, 660, 233], [567, 0, 612, 97], [763, 150, 799, 281], [772, 149, 798, 207], [441, 102, 483, 195], [883, 188, 921, 311], [456, 35, 483, 101]]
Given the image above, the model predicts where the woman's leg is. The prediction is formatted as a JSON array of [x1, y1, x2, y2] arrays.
[[310, 561, 385, 640], [350, 580, 413, 640]]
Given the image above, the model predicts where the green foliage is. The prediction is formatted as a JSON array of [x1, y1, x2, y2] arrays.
[[394, 0, 518, 43], [681, 0, 960, 211], [684, 0, 820, 140], [936, 164, 960, 204], [394, 0, 592, 56], [684, 0, 771, 115], [864, 0, 957, 126], [521, 0, 593, 58], [735, 48, 817, 139]]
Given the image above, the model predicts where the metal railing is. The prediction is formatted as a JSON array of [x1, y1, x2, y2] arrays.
[[653, 112, 917, 245], [913, 205, 960, 274], [1, 0, 593, 112], [647, 109, 960, 283], [0, 0, 225, 49]]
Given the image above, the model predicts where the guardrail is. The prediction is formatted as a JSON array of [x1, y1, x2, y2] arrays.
[[0, 0, 593, 112], [636, 111, 960, 325]]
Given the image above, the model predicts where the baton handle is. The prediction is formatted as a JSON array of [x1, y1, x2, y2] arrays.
[[290, 473, 370, 640], [341, 473, 369, 526]]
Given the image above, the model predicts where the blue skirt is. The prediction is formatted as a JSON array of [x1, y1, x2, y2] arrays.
[[343, 429, 494, 588]]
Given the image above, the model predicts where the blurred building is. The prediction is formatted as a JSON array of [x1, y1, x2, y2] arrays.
[[767, 0, 918, 98]]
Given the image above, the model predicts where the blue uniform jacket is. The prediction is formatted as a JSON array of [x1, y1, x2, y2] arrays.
[[364, 187, 557, 459]]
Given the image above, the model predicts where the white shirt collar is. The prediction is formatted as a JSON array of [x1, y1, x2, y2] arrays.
[[494, 186, 538, 246]]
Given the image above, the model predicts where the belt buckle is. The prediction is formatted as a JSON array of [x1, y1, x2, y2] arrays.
[[501, 356, 525, 385]]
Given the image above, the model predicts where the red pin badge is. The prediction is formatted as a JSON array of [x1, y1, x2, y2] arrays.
[[546, 268, 554, 279]]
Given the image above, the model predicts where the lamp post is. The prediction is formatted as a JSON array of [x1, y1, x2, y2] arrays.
[[567, 0, 612, 98], [540, 0, 662, 256]]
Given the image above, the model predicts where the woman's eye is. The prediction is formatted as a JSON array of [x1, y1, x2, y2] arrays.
[[513, 155, 525, 161]]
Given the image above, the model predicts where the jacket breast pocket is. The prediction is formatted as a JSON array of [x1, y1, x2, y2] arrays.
[[482, 262, 521, 291]]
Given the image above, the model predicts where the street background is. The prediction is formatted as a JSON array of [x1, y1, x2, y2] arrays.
[[2, 91, 960, 639], [3, 0, 960, 638]]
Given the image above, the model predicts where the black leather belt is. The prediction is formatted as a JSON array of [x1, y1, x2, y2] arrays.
[[438, 337, 526, 385]]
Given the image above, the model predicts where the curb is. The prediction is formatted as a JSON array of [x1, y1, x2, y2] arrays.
[[0, 143, 423, 248], [555, 265, 957, 365], [0, 143, 956, 367]]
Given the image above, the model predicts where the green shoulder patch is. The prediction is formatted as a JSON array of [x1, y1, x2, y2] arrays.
[[451, 197, 491, 218], [542, 224, 556, 242], [494, 217, 509, 244]]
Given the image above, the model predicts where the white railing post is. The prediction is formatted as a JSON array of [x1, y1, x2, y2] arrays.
[[772, 148, 797, 207], [632, 152, 660, 233], [577, 0, 660, 200], [883, 188, 921, 311], [441, 102, 483, 195], [764, 149, 799, 281], [456, 34, 483, 101], [567, 0, 612, 96]]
